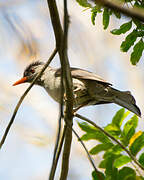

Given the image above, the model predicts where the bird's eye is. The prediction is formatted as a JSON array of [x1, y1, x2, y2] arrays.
[[30, 69, 35, 74]]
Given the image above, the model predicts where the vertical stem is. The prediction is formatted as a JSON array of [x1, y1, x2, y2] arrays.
[[47, 1, 74, 179], [60, 0, 73, 179], [49, 125, 67, 179]]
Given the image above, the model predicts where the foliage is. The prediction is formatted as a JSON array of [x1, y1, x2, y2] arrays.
[[78, 108, 144, 179], [75, 5, 144, 177], [76, 0, 144, 65]]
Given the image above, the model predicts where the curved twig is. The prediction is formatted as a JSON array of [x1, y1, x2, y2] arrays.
[[75, 113, 144, 171], [0, 48, 58, 149]]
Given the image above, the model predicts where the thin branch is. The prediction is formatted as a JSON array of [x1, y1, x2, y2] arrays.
[[75, 113, 144, 171], [49, 61, 64, 180], [47, 1, 74, 180], [60, 0, 74, 179], [47, 0, 63, 50], [92, 0, 144, 22], [47, 0, 65, 179], [0, 48, 58, 149], [49, 13, 65, 180], [55, 125, 67, 169], [49, 105, 63, 180], [49, 125, 67, 180]]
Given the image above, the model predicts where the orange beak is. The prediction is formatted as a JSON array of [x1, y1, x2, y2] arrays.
[[13, 77, 28, 86]]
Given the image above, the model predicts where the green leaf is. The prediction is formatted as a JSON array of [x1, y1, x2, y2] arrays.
[[133, 18, 144, 30], [111, 145, 123, 155], [113, 11, 121, 19], [91, 6, 102, 25], [105, 156, 118, 179], [123, 115, 138, 136], [118, 167, 136, 180], [90, 143, 114, 155], [130, 132, 144, 156], [136, 176, 143, 180], [114, 155, 132, 168], [130, 39, 144, 65], [139, 152, 144, 167], [122, 110, 130, 121], [122, 115, 138, 146], [120, 29, 138, 52], [137, 31, 144, 37], [103, 8, 110, 29], [99, 159, 107, 168], [76, 0, 91, 7], [77, 121, 96, 133], [111, 21, 132, 35], [134, 1, 144, 9], [81, 131, 110, 143], [104, 124, 121, 136], [92, 171, 105, 180], [121, 127, 135, 146], [112, 108, 125, 127], [103, 151, 121, 161], [91, 10, 97, 25]]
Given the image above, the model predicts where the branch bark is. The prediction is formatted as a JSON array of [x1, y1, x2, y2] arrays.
[[92, 0, 144, 22], [47, 1, 74, 180], [59, 1, 74, 180], [49, 125, 67, 179]]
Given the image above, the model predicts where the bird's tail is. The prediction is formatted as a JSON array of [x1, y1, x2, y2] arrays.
[[111, 88, 141, 117]]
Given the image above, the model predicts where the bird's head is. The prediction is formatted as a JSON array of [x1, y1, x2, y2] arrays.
[[13, 61, 44, 86]]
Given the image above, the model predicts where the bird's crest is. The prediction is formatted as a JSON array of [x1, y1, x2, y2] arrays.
[[24, 61, 44, 76]]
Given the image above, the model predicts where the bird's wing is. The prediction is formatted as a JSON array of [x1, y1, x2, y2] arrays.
[[55, 67, 112, 86]]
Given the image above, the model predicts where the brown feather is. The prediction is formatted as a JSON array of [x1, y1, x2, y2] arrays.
[[55, 67, 112, 86]]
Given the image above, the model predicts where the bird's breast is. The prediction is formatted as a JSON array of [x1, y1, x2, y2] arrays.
[[42, 72, 61, 102], [42, 74, 92, 107]]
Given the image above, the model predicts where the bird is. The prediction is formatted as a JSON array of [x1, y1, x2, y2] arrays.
[[13, 61, 141, 117]]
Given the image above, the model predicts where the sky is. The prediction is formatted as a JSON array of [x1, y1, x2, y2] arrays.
[[0, 0, 144, 179]]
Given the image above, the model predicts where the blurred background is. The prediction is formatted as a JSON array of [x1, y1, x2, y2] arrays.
[[0, 0, 144, 179]]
